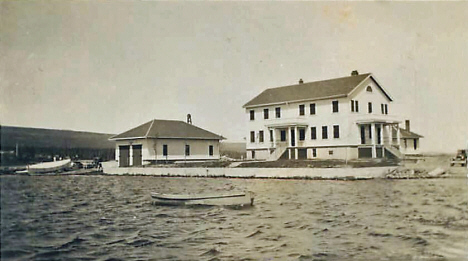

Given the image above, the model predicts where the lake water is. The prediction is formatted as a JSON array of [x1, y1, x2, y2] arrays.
[[1, 175, 467, 261]]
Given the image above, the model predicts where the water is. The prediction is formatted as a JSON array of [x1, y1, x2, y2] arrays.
[[1, 175, 467, 261]]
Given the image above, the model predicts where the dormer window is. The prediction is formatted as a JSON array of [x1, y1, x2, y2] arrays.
[[366, 86, 373, 92]]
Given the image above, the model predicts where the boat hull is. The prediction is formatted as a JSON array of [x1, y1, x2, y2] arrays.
[[27, 159, 72, 174], [151, 192, 255, 207]]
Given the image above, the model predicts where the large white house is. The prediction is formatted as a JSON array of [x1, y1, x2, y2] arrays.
[[243, 71, 422, 161], [109, 119, 224, 167]]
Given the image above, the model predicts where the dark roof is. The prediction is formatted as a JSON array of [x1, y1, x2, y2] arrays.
[[400, 128, 423, 139], [109, 119, 224, 140], [243, 73, 392, 108]]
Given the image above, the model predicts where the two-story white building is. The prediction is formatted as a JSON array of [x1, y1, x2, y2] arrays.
[[243, 71, 422, 161]]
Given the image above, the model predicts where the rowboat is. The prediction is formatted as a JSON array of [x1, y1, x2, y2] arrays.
[[151, 191, 255, 207], [27, 159, 72, 174]]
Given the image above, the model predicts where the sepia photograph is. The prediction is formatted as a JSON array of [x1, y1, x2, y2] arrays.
[[1, 1, 467, 260]]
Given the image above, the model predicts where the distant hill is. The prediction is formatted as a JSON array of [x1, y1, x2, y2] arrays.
[[0, 125, 115, 150], [220, 141, 246, 159]]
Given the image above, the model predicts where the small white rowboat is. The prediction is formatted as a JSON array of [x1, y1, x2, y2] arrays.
[[151, 191, 255, 207], [27, 159, 72, 174]]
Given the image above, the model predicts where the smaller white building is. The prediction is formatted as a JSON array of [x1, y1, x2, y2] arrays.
[[109, 119, 224, 167], [399, 120, 423, 156]]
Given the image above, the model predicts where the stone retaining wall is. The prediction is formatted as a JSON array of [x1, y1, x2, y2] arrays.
[[102, 161, 396, 180]]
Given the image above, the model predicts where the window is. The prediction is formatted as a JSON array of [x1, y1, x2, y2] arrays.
[[263, 108, 269, 119], [312, 148, 317, 157], [299, 104, 305, 116], [185, 144, 190, 156], [381, 104, 385, 114], [251, 151, 255, 159], [259, 131, 264, 143], [385, 104, 388, 115], [322, 126, 328, 139], [280, 130, 286, 141], [366, 86, 373, 92], [332, 100, 339, 113], [311, 127, 317, 140], [310, 103, 316, 115], [163, 144, 168, 157], [414, 139, 417, 150], [351, 100, 359, 112], [250, 110, 255, 120], [299, 128, 305, 141], [368, 102, 373, 113], [269, 129, 273, 142], [329, 150, 334, 155], [209, 145, 214, 156], [275, 107, 281, 118], [250, 131, 255, 143], [333, 125, 340, 139]]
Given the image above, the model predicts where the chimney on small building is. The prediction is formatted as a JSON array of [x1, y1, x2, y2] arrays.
[[351, 70, 359, 76], [298, 78, 304, 84], [405, 120, 410, 131]]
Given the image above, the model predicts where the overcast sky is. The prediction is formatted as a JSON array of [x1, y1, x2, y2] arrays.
[[1, 1, 467, 153]]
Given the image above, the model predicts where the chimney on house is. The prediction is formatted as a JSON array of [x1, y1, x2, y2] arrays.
[[298, 78, 304, 84], [351, 70, 359, 76], [405, 120, 410, 131]]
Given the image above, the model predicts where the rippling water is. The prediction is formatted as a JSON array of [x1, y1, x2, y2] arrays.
[[1, 175, 467, 261]]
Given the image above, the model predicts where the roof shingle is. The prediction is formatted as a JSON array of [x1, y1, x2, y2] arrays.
[[109, 120, 224, 140], [244, 73, 378, 108]]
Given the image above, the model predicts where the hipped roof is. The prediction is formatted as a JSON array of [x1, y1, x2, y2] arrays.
[[243, 73, 392, 108], [400, 128, 424, 139], [109, 119, 224, 140]]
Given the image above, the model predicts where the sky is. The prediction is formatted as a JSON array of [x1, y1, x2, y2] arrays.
[[1, 1, 467, 153]]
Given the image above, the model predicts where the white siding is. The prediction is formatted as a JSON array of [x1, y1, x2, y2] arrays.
[[245, 77, 397, 160], [115, 138, 220, 164]]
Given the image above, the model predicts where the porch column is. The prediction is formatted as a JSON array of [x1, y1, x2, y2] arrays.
[[388, 125, 393, 145], [129, 145, 134, 166], [288, 127, 292, 159], [294, 126, 298, 160], [371, 123, 376, 158], [272, 128, 276, 148], [396, 124, 401, 147]]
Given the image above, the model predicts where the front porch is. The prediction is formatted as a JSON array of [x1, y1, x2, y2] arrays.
[[356, 120, 402, 159], [266, 122, 309, 161]]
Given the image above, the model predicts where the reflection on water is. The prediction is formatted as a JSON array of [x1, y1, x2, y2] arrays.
[[1, 175, 467, 260]]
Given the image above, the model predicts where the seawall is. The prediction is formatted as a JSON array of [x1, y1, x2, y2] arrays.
[[102, 161, 396, 180]]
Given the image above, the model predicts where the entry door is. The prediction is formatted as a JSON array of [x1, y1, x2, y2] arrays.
[[132, 145, 142, 166], [290, 129, 296, 147], [119, 145, 130, 167], [360, 126, 366, 144]]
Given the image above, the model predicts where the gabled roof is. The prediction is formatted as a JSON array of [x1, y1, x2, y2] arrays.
[[400, 128, 423, 139], [109, 119, 224, 140], [243, 73, 392, 108]]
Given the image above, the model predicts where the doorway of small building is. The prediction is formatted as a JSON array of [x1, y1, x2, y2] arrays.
[[119, 145, 130, 167], [132, 144, 142, 166]]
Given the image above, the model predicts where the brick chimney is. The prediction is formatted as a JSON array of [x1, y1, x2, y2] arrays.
[[298, 78, 304, 84], [405, 120, 410, 131], [351, 70, 359, 76]]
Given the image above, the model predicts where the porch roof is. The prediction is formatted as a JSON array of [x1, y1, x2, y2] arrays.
[[355, 119, 401, 124], [266, 122, 309, 128]]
